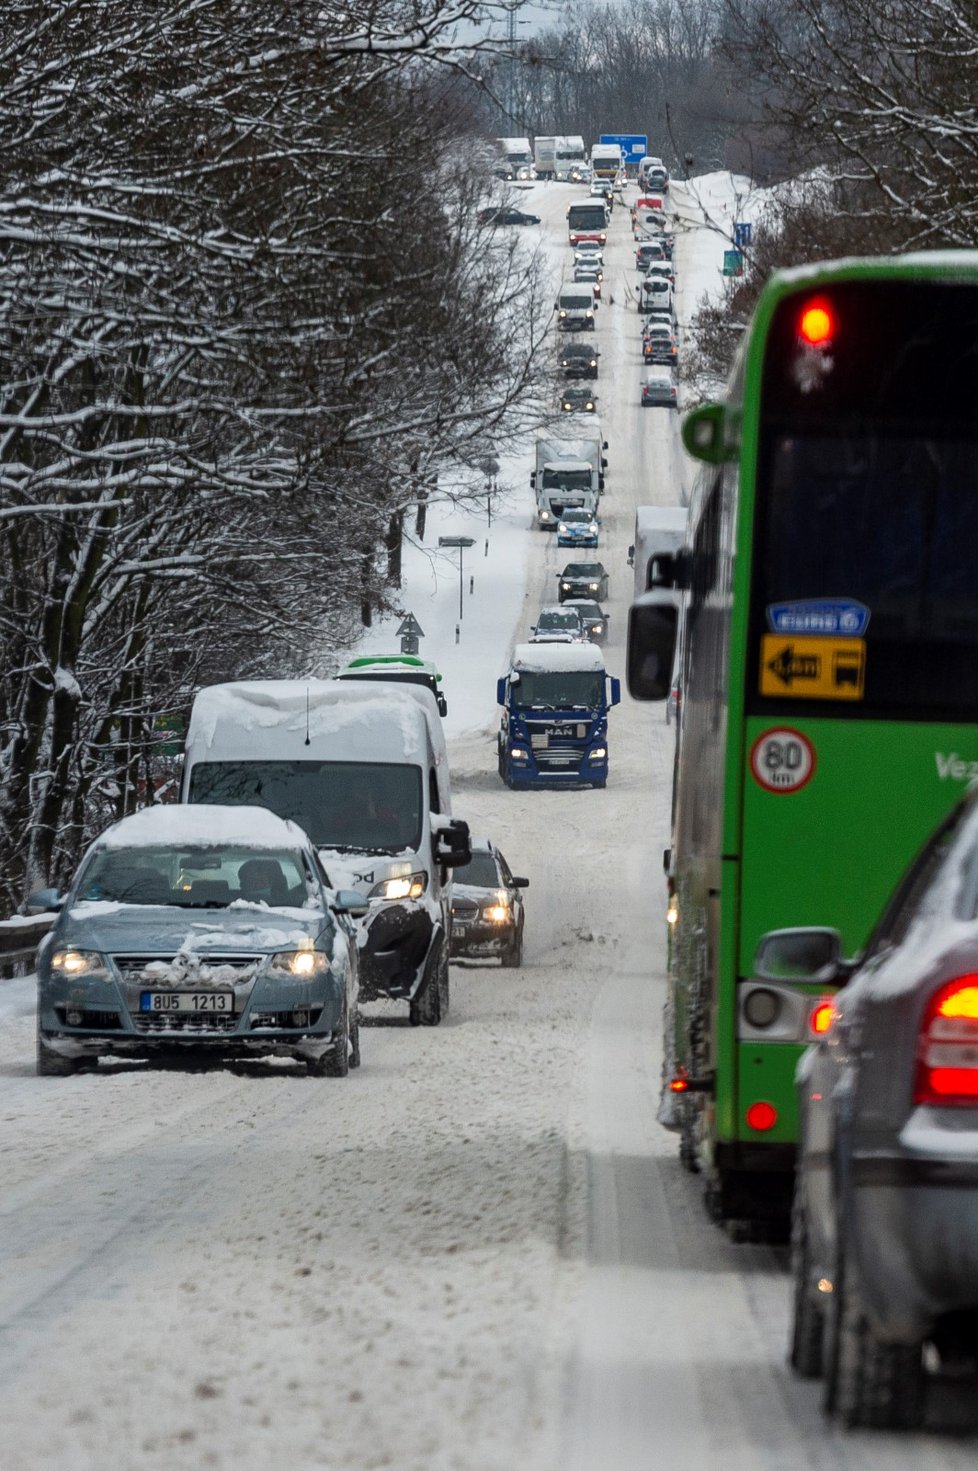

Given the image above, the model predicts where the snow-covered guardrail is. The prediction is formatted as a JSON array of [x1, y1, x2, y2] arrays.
[[0, 915, 54, 979]]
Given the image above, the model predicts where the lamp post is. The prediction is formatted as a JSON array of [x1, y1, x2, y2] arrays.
[[438, 536, 476, 620]]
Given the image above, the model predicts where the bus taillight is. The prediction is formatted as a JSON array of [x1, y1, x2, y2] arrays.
[[745, 1100, 778, 1132], [797, 298, 835, 347]]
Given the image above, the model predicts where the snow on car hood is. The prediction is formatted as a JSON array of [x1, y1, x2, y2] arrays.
[[59, 900, 327, 954]]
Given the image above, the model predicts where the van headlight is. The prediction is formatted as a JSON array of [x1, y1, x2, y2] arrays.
[[369, 872, 427, 901]]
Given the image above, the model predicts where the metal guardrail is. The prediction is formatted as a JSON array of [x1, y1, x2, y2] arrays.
[[0, 916, 54, 979]]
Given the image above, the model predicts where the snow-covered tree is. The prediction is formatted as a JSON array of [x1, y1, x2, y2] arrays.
[[0, 0, 550, 909]]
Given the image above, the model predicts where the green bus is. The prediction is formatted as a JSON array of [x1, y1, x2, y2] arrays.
[[628, 254, 978, 1226]]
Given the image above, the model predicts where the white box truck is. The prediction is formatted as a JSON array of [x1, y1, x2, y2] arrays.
[[531, 435, 607, 529], [182, 680, 471, 1025]]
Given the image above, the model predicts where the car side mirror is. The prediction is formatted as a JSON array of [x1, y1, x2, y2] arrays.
[[27, 887, 63, 913], [331, 890, 370, 919], [753, 927, 845, 984], [511, 876, 530, 888], [434, 818, 471, 869], [437, 694, 448, 716]]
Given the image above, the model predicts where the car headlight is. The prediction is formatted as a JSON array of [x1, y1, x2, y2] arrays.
[[559, 310, 567, 318], [585, 310, 593, 319], [561, 581, 571, 590], [269, 947, 330, 978], [50, 948, 107, 978], [540, 510, 552, 520], [369, 872, 427, 901], [483, 896, 511, 924], [588, 582, 598, 592]]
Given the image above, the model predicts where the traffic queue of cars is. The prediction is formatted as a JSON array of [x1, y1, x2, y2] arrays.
[[633, 197, 681, 409]]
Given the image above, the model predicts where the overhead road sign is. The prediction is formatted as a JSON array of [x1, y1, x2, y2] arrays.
[[599, 134, 648, 166]]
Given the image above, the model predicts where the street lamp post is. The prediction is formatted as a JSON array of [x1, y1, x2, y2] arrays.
[[438, 536, 476, 620]]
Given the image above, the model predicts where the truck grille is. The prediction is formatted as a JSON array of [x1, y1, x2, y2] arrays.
[[535, 745, 584, 770]]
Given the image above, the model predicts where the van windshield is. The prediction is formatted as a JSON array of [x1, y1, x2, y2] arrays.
[[188, 760, 423, 854]]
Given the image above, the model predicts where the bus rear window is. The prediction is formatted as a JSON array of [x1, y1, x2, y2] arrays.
[[751, 280, 978, 718]]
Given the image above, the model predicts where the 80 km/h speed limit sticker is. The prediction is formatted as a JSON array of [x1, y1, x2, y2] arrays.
[[750, 728, 816, 794]]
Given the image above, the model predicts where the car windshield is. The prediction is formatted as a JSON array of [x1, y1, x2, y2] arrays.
[[538, 610, 580, 629], [513, 671, 605, 710], [75, 846, 309, 908], [188, 760, 423, 853], [564, 563, 601, 577], [562, 511, 592, 524], [460, 852, 502, 888]]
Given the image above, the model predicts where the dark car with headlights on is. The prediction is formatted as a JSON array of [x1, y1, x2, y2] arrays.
[[450, 838, 528, 967], [560, 384, 598, 414], [563, 598, 609, 644], [32, 805, 366, 1078], [765, 792, 978, 1428], [478, 206, 541, 226], [557, 561, 610, 602], [560, 342, 600, 380]]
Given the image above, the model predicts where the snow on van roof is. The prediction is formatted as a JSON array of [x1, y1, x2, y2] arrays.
[[94, 804, 306, 850], [185, 680, 431, 765], [511, 642, 606, 673]]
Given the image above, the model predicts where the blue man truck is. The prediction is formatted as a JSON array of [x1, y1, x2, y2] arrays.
[[496, 643, 621, 789]]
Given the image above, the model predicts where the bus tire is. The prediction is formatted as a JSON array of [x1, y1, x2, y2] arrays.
[[678, 1096, 700, 1173]]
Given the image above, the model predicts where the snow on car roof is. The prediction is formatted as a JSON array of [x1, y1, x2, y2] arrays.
[[94, 804, 307, 850], [511, 642, 605, 673], [186, 680, 430, 764]]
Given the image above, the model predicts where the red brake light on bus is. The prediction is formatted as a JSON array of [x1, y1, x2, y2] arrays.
[[797, 299, 835, 347], [809, 1000, 836, 1036], [745, 1100, 778, 1132], [915, 975, 978, 1105]]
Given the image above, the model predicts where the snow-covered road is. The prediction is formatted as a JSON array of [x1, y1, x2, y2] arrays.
[[1, 177, 975, 1471]]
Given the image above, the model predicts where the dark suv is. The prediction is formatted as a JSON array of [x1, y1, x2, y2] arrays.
[[450, 838, 529, 966], [556, 561, 610, 602], [560, 342, 600, 380]]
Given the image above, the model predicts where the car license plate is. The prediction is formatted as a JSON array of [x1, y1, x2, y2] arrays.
[[139, 991, 233, 1014], [453, 923, 468, 936]]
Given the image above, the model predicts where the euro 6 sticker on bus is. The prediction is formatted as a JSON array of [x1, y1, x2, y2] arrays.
[[750, 728, 816, 794]]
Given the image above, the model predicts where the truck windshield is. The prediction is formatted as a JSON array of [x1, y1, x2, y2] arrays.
[[188, 760, 423, 854], [513, 671, 604, 709], [543, 467, 592, 491]]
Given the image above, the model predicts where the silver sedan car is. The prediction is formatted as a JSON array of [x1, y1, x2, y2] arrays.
[[757, 793, 978, 1427], [33, 805, 366, 1077]]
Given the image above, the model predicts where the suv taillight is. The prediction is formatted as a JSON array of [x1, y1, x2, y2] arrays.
[[914, 975, 978, 1105]]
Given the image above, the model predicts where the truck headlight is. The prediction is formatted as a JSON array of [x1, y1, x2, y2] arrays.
[[510, 747, 529, 762], [50, 948, 107, 978], [369, 872, 427, 901], [270, 948, 329, 978], [588, 747, 607, 761]]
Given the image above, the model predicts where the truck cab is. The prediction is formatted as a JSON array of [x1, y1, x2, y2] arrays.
[[496, 643, 621, 789]]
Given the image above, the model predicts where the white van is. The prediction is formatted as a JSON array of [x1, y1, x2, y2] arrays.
[[639, 276, 673, 315], [629, 505, 688, 600], [557, 285, 598, 330], [181, 680, 471, 1024]]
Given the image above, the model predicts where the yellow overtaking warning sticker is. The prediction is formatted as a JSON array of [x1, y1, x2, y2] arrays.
[[760, 635, 865, 700]]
